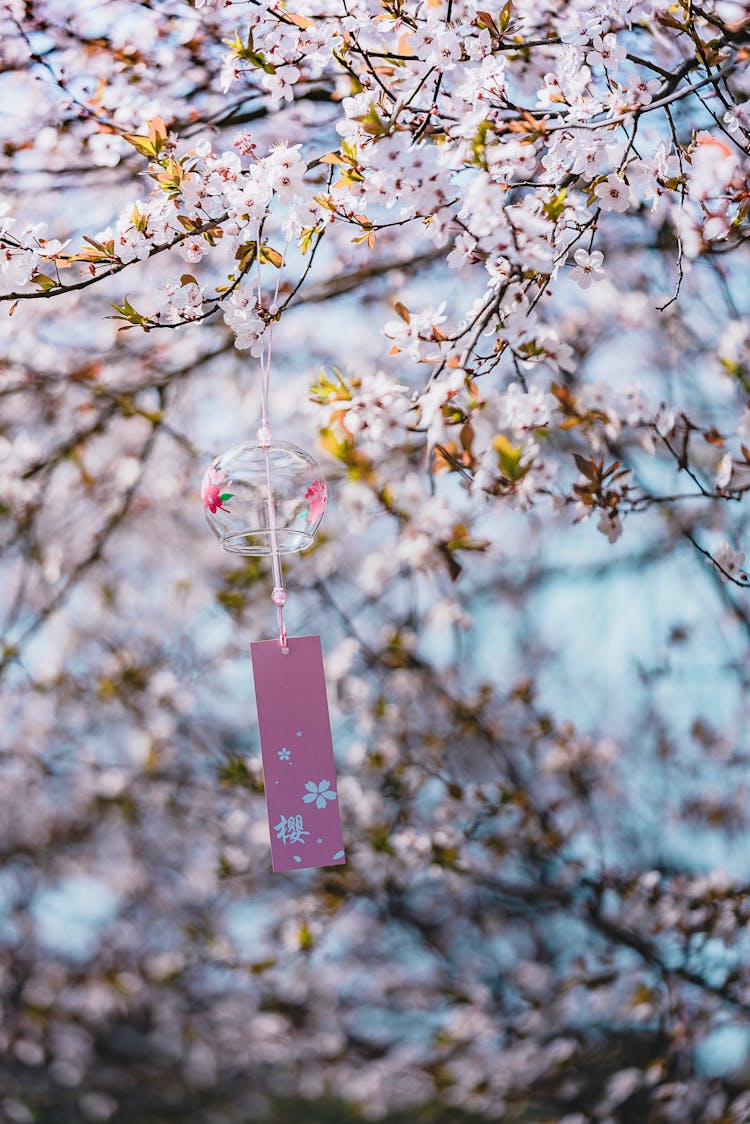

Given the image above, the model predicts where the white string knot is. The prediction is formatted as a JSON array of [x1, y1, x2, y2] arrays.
[[257, 424, 272, 446], [271, 587, 286, 607]]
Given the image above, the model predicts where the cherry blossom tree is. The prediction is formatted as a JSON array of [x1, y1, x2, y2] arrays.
[[1, 0, 750, 1120]]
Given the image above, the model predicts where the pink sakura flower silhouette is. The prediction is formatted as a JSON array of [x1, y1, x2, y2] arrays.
[[202, 467, 233, 514], [304, 479, 327, 522]]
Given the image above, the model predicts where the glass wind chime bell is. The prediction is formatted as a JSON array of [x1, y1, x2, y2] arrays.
[[202, 437, 327, 557], [200, 338, 344, 875]]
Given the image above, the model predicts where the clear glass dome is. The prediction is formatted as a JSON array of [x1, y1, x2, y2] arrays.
[[201, 440, 327, 556]]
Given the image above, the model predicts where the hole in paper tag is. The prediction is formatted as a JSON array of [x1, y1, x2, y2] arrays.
[[251, 635, 346, 873]]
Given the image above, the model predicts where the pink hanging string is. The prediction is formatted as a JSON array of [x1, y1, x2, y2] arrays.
[[255, 222, 292, 653]]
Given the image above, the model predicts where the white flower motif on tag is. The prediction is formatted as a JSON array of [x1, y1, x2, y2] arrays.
[[302, 780, 338, 810]]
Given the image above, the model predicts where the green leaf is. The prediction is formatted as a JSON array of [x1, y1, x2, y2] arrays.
[[356, 105, 388, 136], [259, 243, 283, 268], [492, 434, 525, 480], [147, 116, 168, 156], [573, 453, 596, 479], [218, 753, 258, 788], [219, 493, 234, 502], [224, 30, 276, 72], [131, 205, 148, 233], [476, 11, 498, 33], [310, 368, 353, 405], [235, 240, 258, 271], [298, 226, 317, 255], [32, 272, 58, 292], [543, 188, 567, 221], [250, 958, 278, 974], [121, 132, 157, 159], [107, 295, 153, 332]]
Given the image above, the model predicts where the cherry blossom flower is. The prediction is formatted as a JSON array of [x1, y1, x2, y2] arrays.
[[179, 172, 214, 219], [597, 510, 623, 544], [264, 142, 307, 202], [383, 302, 447, 361], [455, 53, 506, 106], [724, 104, 750, 138], [655, 406, 677, 438], [688, 134, 739, 202], [161, 279, 204, 323], [594, 174, 630, 213], [114, 222, 150, 264], [219, 55, 241, 95], [703, 206, 731, 242], [716, 453, 733, 489], [233, 131, 256, 157], [88, 132, 123, 168], [227, 169, 272, 222], [0, 239, 37, 287], [430, 30, 463, 70], [447, 232, 478, 271], [221, 288, 266, 354], [569, 248, 605, 288], [262, 65, 301, 108], [330, 371, 411, 453], [498, 383, 555, 433], [622, 77, 661, 108], [587, 33, 626, 70], [710, 540, 746, 583], [178, 238, 206, 264]]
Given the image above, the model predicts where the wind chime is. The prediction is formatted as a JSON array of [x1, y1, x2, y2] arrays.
[[201, 242, 345, 873]]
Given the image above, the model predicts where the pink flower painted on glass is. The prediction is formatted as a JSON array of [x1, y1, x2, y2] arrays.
[[304, 479, 327, 523], [202, 467, 233, 514]]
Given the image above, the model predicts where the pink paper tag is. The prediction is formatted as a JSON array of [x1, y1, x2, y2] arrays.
[[250, 634, 346, 872]]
